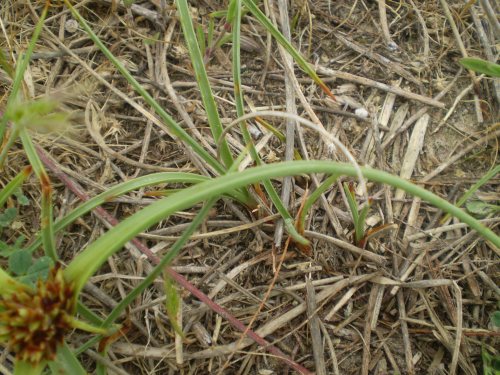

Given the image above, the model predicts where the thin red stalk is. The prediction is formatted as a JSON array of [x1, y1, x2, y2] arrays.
[[35, 145, 313, 375]]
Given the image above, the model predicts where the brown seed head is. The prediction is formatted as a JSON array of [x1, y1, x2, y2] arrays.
[[0, 265, 75, 364]]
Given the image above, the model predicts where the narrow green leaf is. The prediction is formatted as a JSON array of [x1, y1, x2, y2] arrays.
[[175, 0, 234, 169], [460, 58, 500, 77], [64, 161, 500, 295], [231, 0, 308, 245], [356, 202, 371, 244], [297, 174, 339, 233], [62, 0, 228, 176], [226, 0, 238, 25], [343, 182, 359, 224], [163, 273, 184, 336], [75, 199, 217, 356], [77, 301, 105, 326], [196, 24, 206, 56], [241, 0, 335, 98], [19, 129, 56, 261], [25, 172, 246, 254], [207, 16, 215, 47]]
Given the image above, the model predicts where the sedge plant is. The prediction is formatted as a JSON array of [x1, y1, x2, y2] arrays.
[[1, 1, 500, 374]]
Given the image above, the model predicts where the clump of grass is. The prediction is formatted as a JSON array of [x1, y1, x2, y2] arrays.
[[1, 1, 499, 374]]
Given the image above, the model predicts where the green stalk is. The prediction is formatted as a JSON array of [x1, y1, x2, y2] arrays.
[[19, 129, 56, 260], [231, 0, 307, 245], [64, 161, 500, 295], [175, 0, 234, 169], [62, 0, 227, 177], [25, 172, 246, 253], [0, 165, 32, 207], [0, 4, 49, 142]]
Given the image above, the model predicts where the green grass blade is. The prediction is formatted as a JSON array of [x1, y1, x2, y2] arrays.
[[0, 4, 49, 141], [175, 0, 234, 169], [356, 201, 371, 244], [343, 182, 359, 224], [231, 0, 307, 245], [19, 129, 56, 261], [297, 174, 339, 233], [24, 172, 239, 253], [105, 198, 215, 326], [77, 301, 105, 326], [241, 0, 335, 99], [63, 0, 226, 175], [64, 161, 500, 295], [460, 57, 500, 77], [0, 166, 32, 207], [75, 198, 217, 356]]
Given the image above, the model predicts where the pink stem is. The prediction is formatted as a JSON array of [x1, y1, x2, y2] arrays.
[[35, 145, 313, 375]]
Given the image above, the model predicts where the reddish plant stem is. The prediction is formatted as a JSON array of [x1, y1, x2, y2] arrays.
[[35, 145, 313, 375]]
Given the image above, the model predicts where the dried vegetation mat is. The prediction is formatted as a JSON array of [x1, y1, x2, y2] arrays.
[[0, 0, 499, 374]]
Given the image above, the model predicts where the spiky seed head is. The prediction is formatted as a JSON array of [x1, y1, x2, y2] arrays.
[[0, 265, 75, 364]]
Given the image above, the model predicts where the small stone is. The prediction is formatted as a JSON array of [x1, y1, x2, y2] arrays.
[[355, 107, 369, 119], [65, 19, 79, 34]]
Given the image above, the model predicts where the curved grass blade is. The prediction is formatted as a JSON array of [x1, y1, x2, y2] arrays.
[[64, 160, 500, 295], [75, 198, 217, 355], [241, 0, 335, 99], [24, 172, 245, 254], [175, 0, 234, 169]]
